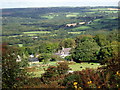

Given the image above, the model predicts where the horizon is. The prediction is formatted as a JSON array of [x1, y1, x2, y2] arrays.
[[1, 6, 119, 9], [1, 0, 119, 9]]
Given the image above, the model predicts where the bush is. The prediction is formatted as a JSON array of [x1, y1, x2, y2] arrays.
[[57, 62, 69, 75], [61, 57, 120, 88], [41, 62, 69, 83]]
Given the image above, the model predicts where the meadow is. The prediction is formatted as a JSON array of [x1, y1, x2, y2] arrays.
[[23, 31, 51, 34], [27, 61, 102, 77]]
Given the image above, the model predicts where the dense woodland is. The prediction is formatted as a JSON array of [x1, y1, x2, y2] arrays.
[[1, 7, 120, 88]]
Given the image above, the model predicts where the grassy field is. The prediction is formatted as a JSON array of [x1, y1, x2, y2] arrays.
[[28, 61, 101, 77], [23, 31, 51, 34], [26, 34, 37, 36], [86, 12, 96, 14], [90, 8, 108, 11], [66, 13, 79, 17], [66, 14, 78, 17], [41, 16, 54, 19], [18, 44, 23, 47], [8, 35, 23, 37], [73, 26, 92, 30], [69, 63, 101, 71], [68, 32, 82, 34], [94, 19, 101, 22]]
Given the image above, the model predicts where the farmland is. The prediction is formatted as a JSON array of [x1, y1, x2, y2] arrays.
[[2, 6, 120, 88], [2, 7, 118, 40], [23, 31, 51, 34], [27, 62, 102, 77]]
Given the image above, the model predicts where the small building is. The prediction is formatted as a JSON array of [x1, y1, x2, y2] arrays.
[[28, 57, 39, 66], [29, 54, 34, 58], [55, 47, 71, 58], [66, 23, 77, 27], [79, 22, 86, 25], [16, 55, 22, 62], [68, 70, 74, 73]]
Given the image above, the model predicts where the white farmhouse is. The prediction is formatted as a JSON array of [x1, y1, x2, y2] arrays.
[[55, 47, 71, 58]]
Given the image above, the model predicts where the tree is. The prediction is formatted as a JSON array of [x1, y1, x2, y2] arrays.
[[38, 53, 51, 64], [58, 38, 75, 49], [72, 36, 100, 62], [97, 41, 119, 64], [39, 42, 58, 53], [94, 34, 109, 47], [2, 44, 29, 88]]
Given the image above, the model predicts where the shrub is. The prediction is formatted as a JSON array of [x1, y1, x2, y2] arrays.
[[41, 62, 69, 83], [61, 57, 120, 89], [57, 62, 69, 75]]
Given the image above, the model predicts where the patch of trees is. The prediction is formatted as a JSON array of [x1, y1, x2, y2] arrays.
[[71, 33, 119, 63], [2, 44, 29, 88]]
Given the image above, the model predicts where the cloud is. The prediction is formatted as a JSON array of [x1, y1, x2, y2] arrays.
[[1, 0, 119, 8]]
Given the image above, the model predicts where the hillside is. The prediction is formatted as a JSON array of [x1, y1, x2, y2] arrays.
[[2, 6, 118, 46]]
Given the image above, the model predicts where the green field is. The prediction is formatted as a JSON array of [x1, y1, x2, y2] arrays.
[[41, 16, 54, 19], [18, 44, 23, 47], [69, 63, 101, 71], [8, 35, 23, 37], [66, 14, 78, 17], [90, 8, 108, 11], [26, 34, 37, 36], [68, 32, 82, 34], [23, 31, 51, 34], [29, 62, 101, 77], [94, 19, 101, 22], [73, 26, 92, 30], [86, 12, 96, 14]]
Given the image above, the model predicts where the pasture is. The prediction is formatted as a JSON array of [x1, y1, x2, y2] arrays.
[[27, 61, 101, 77], [23, 31, 51, 34], [66, 14, 78, 17], [68, 32, 82, 34], [73, 26, 92, 30], [90, 8, 108, 11]]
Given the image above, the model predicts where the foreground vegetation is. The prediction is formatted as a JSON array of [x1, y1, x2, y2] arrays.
[[2, 45, 120, 88]]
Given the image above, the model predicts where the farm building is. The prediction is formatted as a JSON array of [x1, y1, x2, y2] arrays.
[[66, 23, 77, 27], [55, 47, 71, 58]]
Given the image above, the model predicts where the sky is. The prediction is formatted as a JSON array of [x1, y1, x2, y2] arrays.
[[0, 0, 120, 8]]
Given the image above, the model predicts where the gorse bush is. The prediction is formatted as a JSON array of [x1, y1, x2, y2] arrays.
[[57, 62, 69, 75], [41, 62, 69, 83], [60, 56, 120, 88], [40, 56, 120, 88]]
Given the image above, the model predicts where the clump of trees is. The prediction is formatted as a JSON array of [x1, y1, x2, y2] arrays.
[[72, 35, 100, 62], [71, 33, 119, 64], [2, 44, 29, 88]]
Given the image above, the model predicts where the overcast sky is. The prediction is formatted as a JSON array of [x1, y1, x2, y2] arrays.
[[0, 0, 120, 8]]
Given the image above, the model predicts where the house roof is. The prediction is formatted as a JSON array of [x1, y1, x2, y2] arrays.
[[55, 48, 71, 56], [29, 58, 39, 62]]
